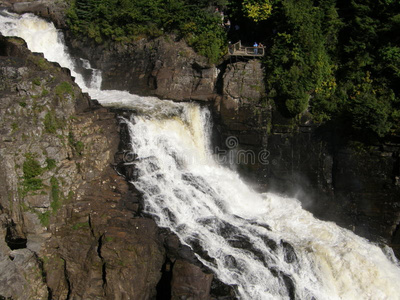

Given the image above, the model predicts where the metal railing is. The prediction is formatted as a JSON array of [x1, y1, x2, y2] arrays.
[[229, 41, 265, 57]]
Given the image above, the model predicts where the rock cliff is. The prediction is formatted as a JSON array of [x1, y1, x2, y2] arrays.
[[12, 0, 398, 257], [0, 35, 230, 299], [213, 61, 400, 258], [64, 33, 219, 102]]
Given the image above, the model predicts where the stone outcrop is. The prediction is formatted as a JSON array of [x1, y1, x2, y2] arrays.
[[3, 0, 68, 28], [64, 33, 219, 102]]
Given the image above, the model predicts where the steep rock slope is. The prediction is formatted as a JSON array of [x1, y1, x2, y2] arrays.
[[0, 32, 234, 300], [0, 35, 167, 299]]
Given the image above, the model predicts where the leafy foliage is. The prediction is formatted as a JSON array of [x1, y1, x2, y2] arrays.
[[67, 0, 400, 138], [242, 0, 273, 22], [44, 111, 63, 134], [21, 153, 43, 196], [261, 0, 400, 139], [67, 0, 227, 62], [55, 81, 73, 98], [264, 0, 338, 116]]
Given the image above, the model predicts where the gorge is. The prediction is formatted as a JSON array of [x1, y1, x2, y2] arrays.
[[1, 5, 400, 300]]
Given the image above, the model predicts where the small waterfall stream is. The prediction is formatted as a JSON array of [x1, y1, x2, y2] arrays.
[[1, 11, 400, 300]]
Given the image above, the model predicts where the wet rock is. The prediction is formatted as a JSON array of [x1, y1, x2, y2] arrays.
[[171, 259, 213, 300], [63, 33, 219, 102], [222, 60, 265, 103], [0, 247, 48, 299], [10, 0, 68, 28]]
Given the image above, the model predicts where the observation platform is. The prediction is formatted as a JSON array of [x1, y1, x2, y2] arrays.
[[228, 41, 265, 57]]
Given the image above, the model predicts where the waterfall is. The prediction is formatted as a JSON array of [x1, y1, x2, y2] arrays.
[[1, 11, 400, 300]]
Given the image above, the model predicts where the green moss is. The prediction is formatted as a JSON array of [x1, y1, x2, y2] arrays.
[[41, 88, 49, 97], [38, 211, 50, 227], [67, 191, 75, 202], [45, 158, 56, 170], [23, 153, 42, 179], [72, 221, 89, 230], [55, 81, 73, 97], [105, 236, 114, 242], [43, 111, 63, 134], [21, 153, 43, 196], [9, 37, 25, 45], [11, 122, 18, 132], [20, 202, 30, 212], [32, 77, 41, 86], [68, 132, 84, 156], [50, 177, 61, 213], [32, 57, 49, 70], [75, 141, 84, 155], [19, 101, 27, 107]]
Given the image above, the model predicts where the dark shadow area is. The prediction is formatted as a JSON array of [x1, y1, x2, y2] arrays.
[[5, 223, 27, 250], [156, 258, 173, 300]]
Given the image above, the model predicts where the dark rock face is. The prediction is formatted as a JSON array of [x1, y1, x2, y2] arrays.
[[7, 0, 68, 28], [212, 61, 400, 257], [63, 33, 219, 102], [171, 259, 213, 300]]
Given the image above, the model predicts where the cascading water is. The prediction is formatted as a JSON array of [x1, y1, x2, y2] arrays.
[[1, 11, 400, 300]]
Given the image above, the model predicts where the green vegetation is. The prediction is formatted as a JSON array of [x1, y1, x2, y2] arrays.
[[43, 111, 64, 134], [68, 132, 84, 156], [29, 56, 50, 70], [32, 77, 41, 86], [231, 0, 400, 140], [66, 0, 227, 63], [45, 158, 57, 170], [50, 177, 61, 212], [72, 221, 89, 230], [55, 81, 73, 97], [11, 122, 18, 132], [67, 0, 400, 140], [21, 153, 44, 196], [105, 236, 114, 242], [38, 211, 51, 227], [19, 154, 63, 227], [41, 88, 49, 97]]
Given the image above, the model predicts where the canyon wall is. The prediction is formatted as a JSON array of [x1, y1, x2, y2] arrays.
[[0, 2, 399, 299], [60, 31, 400, 257]]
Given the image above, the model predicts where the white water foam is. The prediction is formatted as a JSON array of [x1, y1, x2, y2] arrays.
[[126, 108, 400, 300], [0, 11, 101, 92], [1, 11, 400, 300]]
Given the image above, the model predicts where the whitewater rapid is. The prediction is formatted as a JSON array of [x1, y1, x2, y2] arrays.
[[1, 12, 400, 300]]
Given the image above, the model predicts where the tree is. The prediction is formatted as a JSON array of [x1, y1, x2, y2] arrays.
[[242, 0, 273, 22]]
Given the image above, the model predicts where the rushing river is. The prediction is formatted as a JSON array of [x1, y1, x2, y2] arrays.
[[1, 11, 400, 300]]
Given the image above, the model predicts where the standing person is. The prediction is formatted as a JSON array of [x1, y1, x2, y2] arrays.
[[259, 43, 264, 55], [224, 18, 231, 31], [253, 42, 258, 54]]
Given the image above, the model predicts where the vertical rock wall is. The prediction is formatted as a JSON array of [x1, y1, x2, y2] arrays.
[[0, 35, 168, 299], [213, 60, 400, 258]]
